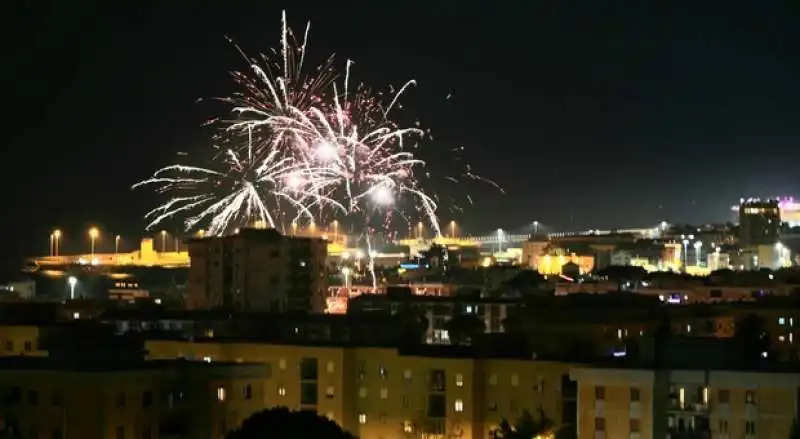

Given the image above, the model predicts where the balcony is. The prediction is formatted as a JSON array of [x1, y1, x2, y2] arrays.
[[667, 399, 709, 413]]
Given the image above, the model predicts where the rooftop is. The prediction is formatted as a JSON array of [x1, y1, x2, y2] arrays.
[[0, 356, 268, 375]]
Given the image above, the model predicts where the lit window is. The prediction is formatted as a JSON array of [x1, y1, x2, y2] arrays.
[[489, 374, 498, 385], [216, 386, 226, 401], [403, 369, 412, 382], [326, 412, 334, 421], [279, 359, 287, 369], [380, 388, 388, 399], [359, 388, 367, 398], [511, 374, 519, 386], [278, 386, 286, 396], [454, 399, 464, 412], [779, 335, 786, 342], [203, 356, 212, 363], [326, 361, 335, 373], [779, 317, 786, 325], [403, 421, 413, 433], [455, 374, 464, 387], [358, 414, 367, 424], [326, 386, 335, 397]]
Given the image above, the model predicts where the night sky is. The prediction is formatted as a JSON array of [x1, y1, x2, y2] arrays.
[[3, 1, 799, 260]]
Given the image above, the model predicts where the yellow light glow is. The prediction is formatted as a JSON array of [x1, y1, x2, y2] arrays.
[[89, 227, 99, 239]]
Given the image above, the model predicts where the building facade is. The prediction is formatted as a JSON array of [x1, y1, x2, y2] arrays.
[[146, 339, 576, 439], [571, 366, 800, 439], [187, 228, 327, 312]]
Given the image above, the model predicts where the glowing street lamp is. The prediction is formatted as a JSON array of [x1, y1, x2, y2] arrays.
[[89, 227, 99, 256], [115, 235, 121, 255], [497, 228, 504, 253], [449, 221, 456, 238], [681, 238, 690, 268], [67, 276, 77, 300], [331, 220, 339, 243], [532, 221, 539, 240], [341, 267, 352, 291], [693, 241, 703, 266], [50, 229, 62, 257], [160, 230, 167, 253]]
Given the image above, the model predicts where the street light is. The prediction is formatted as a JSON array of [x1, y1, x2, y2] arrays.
[[160, 230, 167, 253], [89, 227, 99, 256], [115, 235, 121, 255], [67, 276, 77, 300], [497, 228, 504, 253], [449, 221, 456, 238], [341, 267, 352, 291], [681, 238, 690, 269], [331, 220, 339, 243], [50, 229, 62, 257], [417, 222, 424, 239], [532, 221, 539, 240], [693, 241, 703, 266]]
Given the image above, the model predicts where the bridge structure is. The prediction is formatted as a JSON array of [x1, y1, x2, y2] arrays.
[[394, 233, 530, 254]]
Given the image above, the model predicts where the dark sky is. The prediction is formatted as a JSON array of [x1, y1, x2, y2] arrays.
[[3, 1, 800, 259]]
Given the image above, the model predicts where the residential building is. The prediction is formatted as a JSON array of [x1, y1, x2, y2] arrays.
[[187, 228, 327, 312], [145, 339, 576, 439], [571, 365, 799, 439], [739, 199, 781, 247]]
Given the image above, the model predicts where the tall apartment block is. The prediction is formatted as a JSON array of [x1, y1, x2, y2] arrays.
[[186, 228, 327, 312]]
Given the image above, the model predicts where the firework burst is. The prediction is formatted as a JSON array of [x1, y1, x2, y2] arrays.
[[132, 130, 324, 236], [217, 10, 338, 160]]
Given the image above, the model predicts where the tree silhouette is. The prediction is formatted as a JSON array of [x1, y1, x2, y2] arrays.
[[226, 407, 357, 439], [790, 419, 800, 439], [491, 408, 554, 439]]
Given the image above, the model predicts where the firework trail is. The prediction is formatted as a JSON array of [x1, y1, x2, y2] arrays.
[[217, 10, 338, 161], [132, 129, 327, 236]]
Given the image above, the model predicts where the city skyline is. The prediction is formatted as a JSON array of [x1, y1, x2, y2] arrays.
[[4, 2, 799, 261]]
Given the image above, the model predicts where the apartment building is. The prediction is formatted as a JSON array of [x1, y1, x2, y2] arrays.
[[187, 228, 327, 312], [145, 339, 577, 439], [571, 365, 800, 439]]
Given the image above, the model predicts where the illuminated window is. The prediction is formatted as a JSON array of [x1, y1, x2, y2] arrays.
[[278, 386, 286, 396], [203, 356, 212, 363], [380, 388, 388, 399], [779, 317, 786, 325], [454, 399, 464, 412], [455, 373, 464, 387], [679, 387, 685, 409], [326, 412, 334, 421], [489, 374, 498, 385], [359, 387, 367, 398], [403, 421, 413, 433], [326, 361, 334, 373], [403, 369, 412, 382], [279, 358, 286, 369], [216, 386, 226, 401], [358, 414, 367, 424], [511, 374, 519, 386], [326, 386, 335, 398]]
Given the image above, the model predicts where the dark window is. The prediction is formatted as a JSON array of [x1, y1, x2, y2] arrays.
[[52, 391, 63, 407], [6, 386, 21, 404], [595, 386, 605, 400], [24, 341, 32, 352], [428, 369, 446, 392], [5, 340, 13, 351], [300, 382, 318, 406], [116, 426, 125, 439], [142, 426, 152, 439], [630, 388, 641, 402], [718, 389, 730, 404], [28, 390, 38, 406], [427, 393, 446, 418], [243, 385, 252, 400], [300, 358, 318, 381], [117, 392, 126, 407], [52, 428, 63, 439], [142, 390, 153, 408]]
